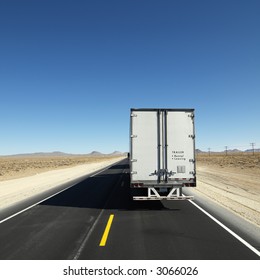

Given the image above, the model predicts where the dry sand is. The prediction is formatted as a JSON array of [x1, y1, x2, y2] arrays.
[[0, 155, 125, 182], [0, 156, 125, 211], [195, 154, 260, 227]]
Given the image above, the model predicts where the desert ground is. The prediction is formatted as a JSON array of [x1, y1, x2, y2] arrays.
[[0, 155, 126, 181], [0, 153, 259, 227], [0, 155, 125, 210], [195, 153, 260, 226]]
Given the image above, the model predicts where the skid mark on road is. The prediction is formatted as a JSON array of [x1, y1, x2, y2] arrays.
[[73, 169, 125, 259]]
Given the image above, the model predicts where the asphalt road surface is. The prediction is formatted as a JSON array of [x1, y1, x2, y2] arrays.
[[0, 159, 259, 260]]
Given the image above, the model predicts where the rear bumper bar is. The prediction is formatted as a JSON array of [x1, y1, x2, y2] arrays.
[[132, 187, 194, 201]]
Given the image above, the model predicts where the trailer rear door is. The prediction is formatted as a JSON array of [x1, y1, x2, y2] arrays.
[[166, 111, 195, 180], [130, 111, 158, 182]]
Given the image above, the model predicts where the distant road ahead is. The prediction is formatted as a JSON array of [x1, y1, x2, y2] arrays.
[[0, 159, 259, 259]]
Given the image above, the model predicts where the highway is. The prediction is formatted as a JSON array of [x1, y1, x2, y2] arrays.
[[0, 159, 259, 260]]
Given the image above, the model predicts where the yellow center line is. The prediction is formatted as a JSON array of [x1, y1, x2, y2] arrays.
[[99, 214, 114, 247]]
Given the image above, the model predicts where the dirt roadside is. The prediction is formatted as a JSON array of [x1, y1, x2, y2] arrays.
[[195, 154, 260, 227], [0, 155, 125, 181], [0, 155, 125, 211]]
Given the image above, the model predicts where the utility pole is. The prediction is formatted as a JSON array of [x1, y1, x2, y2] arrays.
[[225, 146, 228, 156], [208, 148, 211, 156], [250, 143, 255, 155]]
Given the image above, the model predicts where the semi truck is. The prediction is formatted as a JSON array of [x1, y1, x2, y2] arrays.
[[129, 108, 196, 200]]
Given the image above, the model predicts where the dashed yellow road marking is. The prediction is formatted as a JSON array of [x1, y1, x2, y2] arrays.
[[99, 214, 114, 247]]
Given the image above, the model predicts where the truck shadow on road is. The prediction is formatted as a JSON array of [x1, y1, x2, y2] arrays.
[[40, 165, 181, 212]]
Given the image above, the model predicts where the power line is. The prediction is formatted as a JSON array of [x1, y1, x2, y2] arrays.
[[199, 143, 259, 152], [225, 146, 228, 156], [250, 143, 255, 155]]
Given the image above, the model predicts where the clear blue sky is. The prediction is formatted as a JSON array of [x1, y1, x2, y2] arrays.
[[0, 0, 259, 155]]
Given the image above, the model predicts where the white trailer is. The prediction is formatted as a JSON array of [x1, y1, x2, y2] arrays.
[[130, 108, 196, 200]]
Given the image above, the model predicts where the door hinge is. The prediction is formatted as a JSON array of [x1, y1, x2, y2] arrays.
[[189, 134, 195, 139], [131, 113, 137, 117], [131, 135, 137, 138]]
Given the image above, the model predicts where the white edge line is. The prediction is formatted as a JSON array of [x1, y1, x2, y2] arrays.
[[90, 158, 125, 178], [73, 207, 105, 260], [185, 195, 260, 257], [0, 166, 111, 225], [0, 182, 77, 224], [90, 167, 109, 177], [73, 170, 125, 259]]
